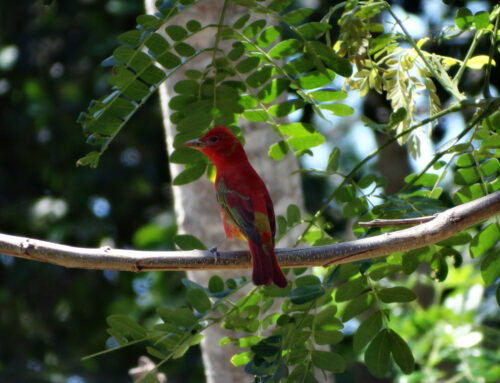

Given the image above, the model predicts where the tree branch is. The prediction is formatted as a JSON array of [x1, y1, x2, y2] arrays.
[[1, 191, 500, 271]]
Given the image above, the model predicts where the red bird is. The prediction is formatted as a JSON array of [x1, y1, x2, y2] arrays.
[[184, 126, 288, 288]]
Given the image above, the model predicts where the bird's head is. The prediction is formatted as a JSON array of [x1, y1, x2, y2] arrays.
[[184, 126, 244, 162]]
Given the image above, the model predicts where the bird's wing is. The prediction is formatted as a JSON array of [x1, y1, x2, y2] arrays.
[[216, 177, 262, 245]]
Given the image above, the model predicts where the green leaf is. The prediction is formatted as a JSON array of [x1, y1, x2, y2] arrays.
[[470, 223, 500, 258], [233, 14, 251, 29], [268, 99, 305, 117], [174, 79, 199, 95], [306, 41, 352, 77], [481, 252, 500, 285], [480, 158, 500, 177], [365, 329, 391, 378], [474, 11, 490, 29], [268, 140, 289, 160], [288, 134, 325, 151], [159, 307, 197, 327], [76, 151, 100, 168], [268, 39, 302, 59], [174, 42, 196, 57], [314, 330, 344, 345], [208, 275, 225, 293], [482, 134, 500, 148], [174, 234, 207, 250], [378, 287, 416, 303], [309, 89, 346, 102], [256, 26, 282, 47], [311, 350, 346, 373], [454, 167, 479, 185], [282, 8, 314, 24], [118, 30, 143, 47], [286, 204, 301, 226], [289, 284, 325, 304], [354, 311, 383, 352], [268, 0, 293, 12], [388, 107, 407, 127], [243, 109, 268, 122], [251, 335, 281, 357], [456, 153, 474, 167], [231, 351, 251, 367], [455, 8, 473, 30], [137, 14, 163, 30], [165, 25, 188, 41], [186, 288, 212, 313], [342, 197, 368, 218], [235, 57, 261, 74], [497, 285, 500, 307], [335, 184, 355, 202], [326, 147, 340, 172], [295, 70, 335, 90], [242, 19, 266, 39], [388, 330, 414, 374], [172, 162, 206, 185], [466, 55, 495, 69], [107, 315, 147, 340], [257, 78, 290, 103], [453, 183, 485, 204], [186, 19, 202, 32], [342, 292, 374, 322], [319, 103, 354, 116], [335, 276, 367, 302], [297, 22, 331, 39], [405, 173, 438, 187], [145, 33, 170, 55]]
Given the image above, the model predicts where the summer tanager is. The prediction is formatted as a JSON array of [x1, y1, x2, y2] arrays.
[[184, 126, 288, 288]]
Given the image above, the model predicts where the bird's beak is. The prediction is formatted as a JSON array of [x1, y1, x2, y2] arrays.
[[184, 138, 206, 150]]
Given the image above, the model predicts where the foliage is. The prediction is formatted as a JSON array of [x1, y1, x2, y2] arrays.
[[3, 0, 500, 381]]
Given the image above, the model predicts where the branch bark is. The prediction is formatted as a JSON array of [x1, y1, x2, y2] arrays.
[[2, 190, 499, 270]]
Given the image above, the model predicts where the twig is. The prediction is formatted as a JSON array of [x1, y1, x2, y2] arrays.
[[358, 214, 437, 227], [1, 191, 500, 271]]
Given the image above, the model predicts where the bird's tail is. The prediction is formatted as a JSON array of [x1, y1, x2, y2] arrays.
[[248, 240, 287, 288]]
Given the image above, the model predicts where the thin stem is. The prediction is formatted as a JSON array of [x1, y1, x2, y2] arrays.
[[383, 3, 464, 101], [453, 29, 486, 85], [483, 9, 500, 98]]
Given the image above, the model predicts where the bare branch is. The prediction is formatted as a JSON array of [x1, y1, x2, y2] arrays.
[[358, 215, 438, 227], [1, 191, 499, 271]]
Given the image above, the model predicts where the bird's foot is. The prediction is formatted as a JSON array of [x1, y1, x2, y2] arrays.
[[209, 238, 226, 264]]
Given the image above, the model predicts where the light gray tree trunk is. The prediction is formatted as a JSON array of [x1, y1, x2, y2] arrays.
[[143, 1, 306, 382]]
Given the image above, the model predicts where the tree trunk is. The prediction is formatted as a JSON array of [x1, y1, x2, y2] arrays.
[[143, 1, 305, 381]]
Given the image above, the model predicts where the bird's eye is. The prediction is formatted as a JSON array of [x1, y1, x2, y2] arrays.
[[209, 137, 219, 142]]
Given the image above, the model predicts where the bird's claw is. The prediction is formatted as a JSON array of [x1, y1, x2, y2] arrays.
[[209, 246, 220, 264]]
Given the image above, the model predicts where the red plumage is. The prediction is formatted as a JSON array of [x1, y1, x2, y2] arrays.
[[184, 126, 287, 288]]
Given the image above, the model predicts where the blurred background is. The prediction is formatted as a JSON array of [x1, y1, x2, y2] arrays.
[[0, 0, 498, 382]]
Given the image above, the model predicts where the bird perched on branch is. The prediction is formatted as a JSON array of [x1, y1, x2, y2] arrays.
[[184, 126, 288, 288]]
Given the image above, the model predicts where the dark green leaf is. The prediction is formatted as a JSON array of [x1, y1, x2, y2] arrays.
[[342, 292, 374, 322], [186, 20, 202, 32], [268, 0, 293, 12], [286, 204, 301, 226], [388, 329, 414, 374], [118, 30, 143, 47], [208, 275, 225, 293], [297, 22, 331, 39], [76, 151, 100, 168], [470, 223, 500, 258], [257, 78, 290, 103], [165, 25, 188, 41], [365, 329, 391, 378], [107, 315, 147, 340], [269, 99, 305, 117], [326, 147, 340, 172], [236, 57, 261, 74], [172, 162, 207, 185], [174, 234, 207, 250], [311, 350, 346, 373], [242, 19, 266, 39], [481, 251, 500, 285], [405, 173, 439, 187], [174, 42, 196, 57], [187, 289, 212, 312], [306, 41, 352, 77], [354, 311, 383, 352], [455, 8, 473, 29], [314, 330, 343, 345], [233, 14, 251, 29], [282, 8, 314, 24], [342, 198, 368, 218], [137, 15, 163, 30], [335, 276, 367, 302], [378, 287, 416, 303], [289, 284, 325, 304], [389, 107, 407, 127]]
